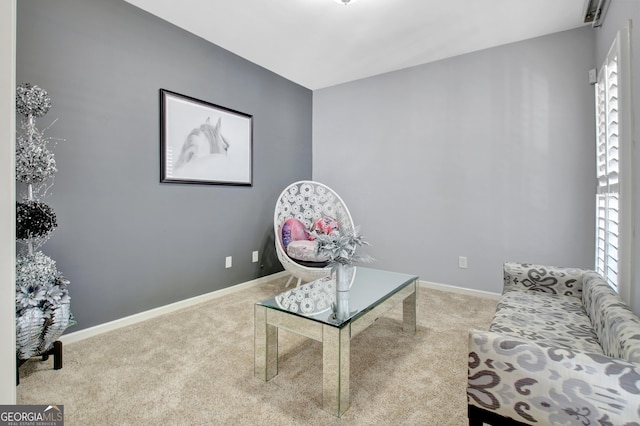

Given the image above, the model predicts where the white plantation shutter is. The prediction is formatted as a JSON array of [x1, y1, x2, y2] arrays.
[[594, 25, 633, 301], [595, 52, 619, 289]]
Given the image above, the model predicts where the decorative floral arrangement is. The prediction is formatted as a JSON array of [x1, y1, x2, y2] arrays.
[[315, 226, 373, 266], [15, 83, 74, 361], [16, 83, 52, 117], [15, 84, 59, 201], [15, 252, 72, 358], [16, 125, 57, 184], [15, 252, 69, 312], [315, 227, 372, 319], [16, 201, 58, 241]]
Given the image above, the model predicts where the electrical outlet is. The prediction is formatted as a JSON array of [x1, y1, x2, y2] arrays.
[[458, 256, 468, 269], [252, 251, 259, 263], [225, 256, 232, 268]]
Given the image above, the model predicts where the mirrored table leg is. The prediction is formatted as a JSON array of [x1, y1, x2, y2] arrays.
[[403, 280, 417, 334], [254, 305, 277, 381], [322, 324, 350, 417]]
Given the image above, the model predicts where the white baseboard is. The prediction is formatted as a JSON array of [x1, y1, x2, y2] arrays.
[[60, 272, 496, 345], [419, 280, 501, 300], [60, 271, 288, 345]]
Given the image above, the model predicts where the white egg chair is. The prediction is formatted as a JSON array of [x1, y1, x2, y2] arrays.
[[274, 181, 355, 287]]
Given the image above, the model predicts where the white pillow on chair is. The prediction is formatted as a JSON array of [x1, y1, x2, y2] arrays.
[[287, 240, 329, 262]]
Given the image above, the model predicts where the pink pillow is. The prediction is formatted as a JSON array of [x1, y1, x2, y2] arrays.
[[312, 216, 339, 236], [281, 218, 310, 249]]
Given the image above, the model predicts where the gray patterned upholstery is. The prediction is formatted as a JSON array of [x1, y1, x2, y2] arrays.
[[490, 290, 602, 353], [468, 262, 640, 425], [503, 262, 586, 297], [582, 272, 640, 363]]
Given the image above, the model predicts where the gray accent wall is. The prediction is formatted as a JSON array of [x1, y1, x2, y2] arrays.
[[313, 27, 597, 295], [16, 0, 311, 331], [594, 0, 640, 314]]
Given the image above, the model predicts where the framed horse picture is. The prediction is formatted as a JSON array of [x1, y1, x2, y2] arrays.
[[160, 89, 253, 186]]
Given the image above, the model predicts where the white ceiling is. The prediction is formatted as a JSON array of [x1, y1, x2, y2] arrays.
[[124, 0, 590, 90]]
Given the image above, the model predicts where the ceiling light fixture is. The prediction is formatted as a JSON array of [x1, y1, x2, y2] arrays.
[[334, 0, 358, 5]]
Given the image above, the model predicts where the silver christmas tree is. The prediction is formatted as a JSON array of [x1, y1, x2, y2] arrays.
[[15, 83, 74, 360]]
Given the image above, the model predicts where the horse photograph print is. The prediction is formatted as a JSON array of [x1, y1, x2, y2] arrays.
[[160, 89, 253, 186]]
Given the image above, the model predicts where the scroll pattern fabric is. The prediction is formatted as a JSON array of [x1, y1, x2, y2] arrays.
[[468, 263, 640, 425], [468, 330, 640, 425], [503, 262, 586, 297], [582, 272, 640, 363]]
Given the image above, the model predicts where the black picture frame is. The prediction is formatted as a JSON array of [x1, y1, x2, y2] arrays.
[[160, 89, 253, 186]]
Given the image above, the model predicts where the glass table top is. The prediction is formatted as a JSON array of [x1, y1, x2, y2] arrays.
[[257, 267, 418, 328]]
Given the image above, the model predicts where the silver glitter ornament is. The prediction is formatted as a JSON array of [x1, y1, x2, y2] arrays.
[[16, 83, 52, 118]]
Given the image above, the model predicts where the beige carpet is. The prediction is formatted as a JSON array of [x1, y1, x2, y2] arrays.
[[17, 275, 497, 425]]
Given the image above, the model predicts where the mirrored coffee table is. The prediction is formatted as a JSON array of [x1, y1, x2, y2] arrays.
[[254, 267, 418, 417]]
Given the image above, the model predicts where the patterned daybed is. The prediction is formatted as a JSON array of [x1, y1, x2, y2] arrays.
[[467, 262, 640, 425]]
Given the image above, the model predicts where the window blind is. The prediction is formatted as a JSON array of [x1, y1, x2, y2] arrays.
[[594, 24, 633, 301], [594, 51, 620, 291]]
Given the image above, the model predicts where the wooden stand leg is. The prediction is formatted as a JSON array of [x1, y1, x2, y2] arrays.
[[16, 340, 64, 386], [16, 358, 26, 386], [52, 340, 63, 370]]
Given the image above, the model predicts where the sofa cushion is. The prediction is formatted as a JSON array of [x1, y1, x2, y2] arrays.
[[503, 262, 586, 298], [489, 289, 603, 354], [583, 272, 640, 363]]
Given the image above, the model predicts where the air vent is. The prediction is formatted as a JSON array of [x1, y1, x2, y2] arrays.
[[583, 0, 610, 28]]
